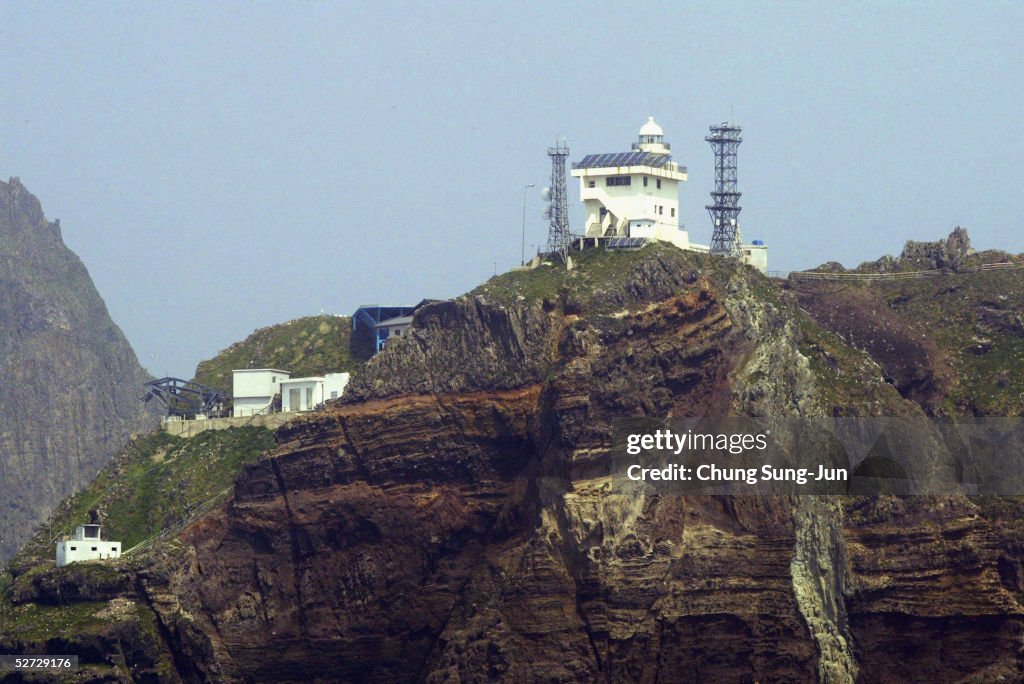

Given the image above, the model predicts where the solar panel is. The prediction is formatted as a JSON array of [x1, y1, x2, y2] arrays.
[[607, 237, 649, 250], [573, 151, 676, 170]]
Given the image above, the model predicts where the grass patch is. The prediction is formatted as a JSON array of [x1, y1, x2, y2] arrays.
[[10, 426, 277, 570], [796, 313, 907, 415], [0, 599, 106, 640], [193, 314, 365, 392], [470, 242, 752, 315], [876, 271, 1024, 414]]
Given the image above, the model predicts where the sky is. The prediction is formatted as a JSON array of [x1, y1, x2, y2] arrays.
[[2, 2, 1023, 379]]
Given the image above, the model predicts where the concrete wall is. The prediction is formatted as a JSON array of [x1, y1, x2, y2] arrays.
[[232, 369, 289, 400], [162, 412, 299, 438], [281, 378, 323, 412], [742, 245, 769, 274], [324, 372, 350, 401], [56, 539, 121, 567], [233, 396, 276, 417]]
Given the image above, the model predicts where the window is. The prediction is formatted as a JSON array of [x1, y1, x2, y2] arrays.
[[588, 180, 595, 188], [656, 179, 662, 189], [330, 391, 338, 399], [112, 545, 118, 551], [91, 547, 98, 551], [643, 176, 648, 187], [70, 546, 77, 551], [394, 329, 401, 336], [271, 376, 276, 383], [606, 176, 631, 187], [671, 208, 675, 217]]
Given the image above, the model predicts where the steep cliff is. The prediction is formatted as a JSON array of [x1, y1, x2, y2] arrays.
[[6, 242, 1024, 682], [0, 178, 157, 562]]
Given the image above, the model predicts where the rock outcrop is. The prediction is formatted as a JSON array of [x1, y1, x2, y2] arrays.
[[7, 243, 1024, 682], [0, 177, 156, 561]]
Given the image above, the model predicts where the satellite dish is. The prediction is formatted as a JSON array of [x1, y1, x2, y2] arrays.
[[540, 187, 552, 201]]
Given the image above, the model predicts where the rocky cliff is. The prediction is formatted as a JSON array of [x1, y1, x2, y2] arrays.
[[5, 243, 1024, 682], [0, 177, 157, 561]]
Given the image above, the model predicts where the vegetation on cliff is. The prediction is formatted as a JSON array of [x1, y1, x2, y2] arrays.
[[192, 314, 365, 392], [5, 236, 1024, 681], [1, 425, 277, 680], [795, 229, 1024, 415], [8, 426, 276, 574]]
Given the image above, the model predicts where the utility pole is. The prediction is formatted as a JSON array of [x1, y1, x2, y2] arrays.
[[522, 183, 535, 265]]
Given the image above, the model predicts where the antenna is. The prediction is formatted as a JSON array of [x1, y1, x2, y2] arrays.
[[706, 123, 743, 257], [545, 139, 571, 263]]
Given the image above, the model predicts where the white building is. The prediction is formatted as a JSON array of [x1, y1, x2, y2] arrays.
[[742, 240, 769, 274], [571, 117, 769, 274], [56, 524, 121, 567], [280, 372, 350, 412], [571, 117, 700, 251], [232, 369, 290, 417], [374, 315, 413, 351]]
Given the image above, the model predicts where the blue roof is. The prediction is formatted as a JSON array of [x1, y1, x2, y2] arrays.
[[573, 151, 672, 170]]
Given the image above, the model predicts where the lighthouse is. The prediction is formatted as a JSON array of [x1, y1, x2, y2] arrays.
[[570, 117, 697, 251]]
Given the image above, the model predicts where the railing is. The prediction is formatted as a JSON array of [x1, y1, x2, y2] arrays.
[[789, 261, 1024, 282], [122, 485, 234, 557]]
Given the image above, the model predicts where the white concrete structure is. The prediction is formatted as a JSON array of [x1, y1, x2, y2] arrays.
[[280, 372, 351, 412], [324, 372, 350, 402], [56, 524, 121, 567], [571, 117, 700, 251], [571, 117, 769, 274], [375, 315, 413, 351], [232, 369, 290, 417], [742, 241, 769, 274]]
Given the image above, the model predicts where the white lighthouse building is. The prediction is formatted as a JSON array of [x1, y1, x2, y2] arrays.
[[570, 117, 769, 273], [571, 117, 702, 252]]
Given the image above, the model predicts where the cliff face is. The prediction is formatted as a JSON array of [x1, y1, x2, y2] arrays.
[[0, 177, 156, 561], [6, 243, 1024, 682]]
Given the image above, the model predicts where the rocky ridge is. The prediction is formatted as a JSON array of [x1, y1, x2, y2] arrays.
[[5, 242, 1024, 682], [0, 177, 157, 562]]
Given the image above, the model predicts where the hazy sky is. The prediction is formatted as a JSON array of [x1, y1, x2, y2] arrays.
[[3, 2, 1022, 378]]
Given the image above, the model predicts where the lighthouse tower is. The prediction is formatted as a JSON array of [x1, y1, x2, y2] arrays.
[[570, 117, 695, 250]]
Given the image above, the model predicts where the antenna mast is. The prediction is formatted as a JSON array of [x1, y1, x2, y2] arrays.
[[706, 123, 743, 257], [545, 140, 571, 263]]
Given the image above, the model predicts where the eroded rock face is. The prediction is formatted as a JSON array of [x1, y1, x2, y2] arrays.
[[0, 178, 157, 561], [149, 265, 838, 683], [22, 245, 1024, 682]]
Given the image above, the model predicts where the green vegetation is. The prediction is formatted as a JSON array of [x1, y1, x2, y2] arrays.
[[796, 313, 909, 415], [11, 427, 277, 569], [875, 270, 1024, 415], [471, 242, 747, 314], [193, 314, 365, 392], [0, 599, 107, 640]]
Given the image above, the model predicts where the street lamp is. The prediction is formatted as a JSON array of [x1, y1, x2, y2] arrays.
[[522, 184, 535, 265]]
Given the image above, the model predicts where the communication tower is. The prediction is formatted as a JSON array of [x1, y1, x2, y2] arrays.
[[706, 123, 743, 257], [545, 141, 571, 263]]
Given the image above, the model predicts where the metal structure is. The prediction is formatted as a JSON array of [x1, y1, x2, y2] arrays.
[[706, 123, 743, 257], [545, 141, 571, 263], [141, 377, 230, 418]]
